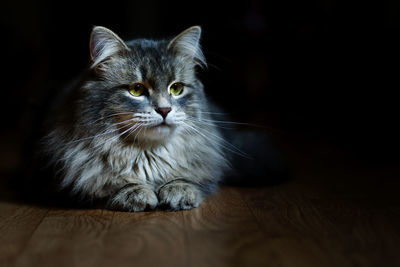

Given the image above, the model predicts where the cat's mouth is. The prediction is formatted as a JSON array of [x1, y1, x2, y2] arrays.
[[117, 115, 177, 143], [146, 122, 174, 136]]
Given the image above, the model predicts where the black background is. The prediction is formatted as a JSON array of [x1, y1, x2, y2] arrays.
[[1, 0, 399, 175]]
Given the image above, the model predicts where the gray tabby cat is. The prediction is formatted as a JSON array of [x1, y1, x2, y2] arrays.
[[44, 26, 230, 211]]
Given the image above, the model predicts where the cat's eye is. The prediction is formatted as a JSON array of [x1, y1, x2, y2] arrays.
[[129, 83, 146, 97], [170, 82, 184, 96]]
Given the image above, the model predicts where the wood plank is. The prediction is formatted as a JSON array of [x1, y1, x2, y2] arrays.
[[0, 202, 49, 267], [100, 210, 187, 267], [239, 187, 351, 267], [183, 186, 263, 267], [13, 208, 113, 267], [12, 207, 187, 267], [1, 185, 399, 267], [241, 186, 400, 267]]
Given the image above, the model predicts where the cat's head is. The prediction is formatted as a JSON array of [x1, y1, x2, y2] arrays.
[[83, 26, 207, 145]]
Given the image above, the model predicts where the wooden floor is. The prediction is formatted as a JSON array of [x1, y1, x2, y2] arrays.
[[1, 136, 400, 267]]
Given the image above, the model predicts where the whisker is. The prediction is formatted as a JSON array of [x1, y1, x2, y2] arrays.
[[130, 113, 154, 119], [185, 117, 234, 130], [186, 115, 288, 134], [133, 124, 146, 144], [63, 116, 143, 146], [196, 111, 230, 115], [84, 112, 155, 126], [63, 125, 125, 146], [91, 123, 143, 151], [184, 124, 249, 159], [83, 112, 134, 125], [109, 117, 137, 127], [123, 123, 144, 141], [181, 121, 251, 159], [193, 117, 265, 128], [132, 118, 158, 122]]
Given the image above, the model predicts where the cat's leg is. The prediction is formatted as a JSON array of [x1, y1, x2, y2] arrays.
[[158, 179, 204, 211], [108, 183, 158, 212]]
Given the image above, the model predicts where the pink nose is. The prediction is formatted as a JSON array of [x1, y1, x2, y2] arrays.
[[155, 107, 171, 119]]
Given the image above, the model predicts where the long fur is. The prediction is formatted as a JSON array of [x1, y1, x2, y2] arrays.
[[42, 26, 230, 211]]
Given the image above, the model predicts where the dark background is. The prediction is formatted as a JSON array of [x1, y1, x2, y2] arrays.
[[1, 0, 399, 177]]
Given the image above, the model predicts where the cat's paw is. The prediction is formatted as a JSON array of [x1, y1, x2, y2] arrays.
[[158, 181, 203, 211], [108, 184, 158, 212]]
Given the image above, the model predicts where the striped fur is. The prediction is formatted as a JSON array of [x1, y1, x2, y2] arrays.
[[43, 26, 229, 211]]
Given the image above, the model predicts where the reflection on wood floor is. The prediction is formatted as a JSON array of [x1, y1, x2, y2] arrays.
[[1, 136, 399, 267]]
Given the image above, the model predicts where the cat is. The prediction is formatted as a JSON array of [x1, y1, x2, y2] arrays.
[[41, 26, 230, 211], [38, 25, 287, 212]]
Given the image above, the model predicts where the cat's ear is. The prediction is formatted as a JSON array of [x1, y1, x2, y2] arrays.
[[89, 26, 129, 68], [168, 26, 207, 68]]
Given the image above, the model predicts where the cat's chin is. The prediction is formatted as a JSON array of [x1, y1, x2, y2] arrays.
[[140, 124, 174, 142], [122, 124, 176, 146]]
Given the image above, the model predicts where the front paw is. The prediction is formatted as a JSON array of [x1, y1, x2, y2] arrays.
[[108, 184, 158, 212], [158, 181, 203, 211]]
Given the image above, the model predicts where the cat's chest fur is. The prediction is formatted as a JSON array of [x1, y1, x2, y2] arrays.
[[106, 141, 190, 185], [65, 133, 212, 197], [56, 120, 225, 199]]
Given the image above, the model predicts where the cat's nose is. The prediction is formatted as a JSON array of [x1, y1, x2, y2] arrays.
[[155, 107, 171, 119]]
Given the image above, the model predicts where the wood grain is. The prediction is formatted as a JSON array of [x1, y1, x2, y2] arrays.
[[1, 135, 400, 267], [0, 203, 48, 266], [100, 210, 186, 267], [13, 208, 113, 267], [182, 187, 262, 267]]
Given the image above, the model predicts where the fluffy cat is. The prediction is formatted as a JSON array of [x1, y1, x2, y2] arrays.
[[42, 26, 231, 211]]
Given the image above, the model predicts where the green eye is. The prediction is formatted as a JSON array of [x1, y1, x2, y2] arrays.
[[170, 82, 184, 96], [129, 83, 146, 97]]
